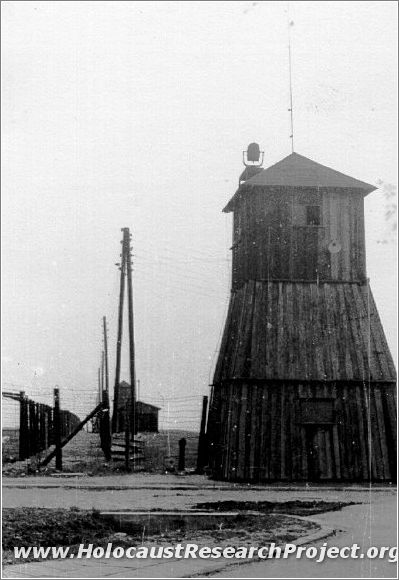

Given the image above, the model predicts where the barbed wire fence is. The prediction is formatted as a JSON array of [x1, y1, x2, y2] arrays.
[[2, 384, 206, 473]]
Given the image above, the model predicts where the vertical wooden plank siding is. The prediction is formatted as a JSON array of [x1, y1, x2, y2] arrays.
[[325, 428, 334, 479], [370, 388, 385, 480], [260, 386, 269, 479], [355, 385, 370, 480], [215, 386, 225, 479], [280, 385, 286, 479], [232, 383, 242, 480], [209, 380, 396, 482], [215, 281, 394, 386], [374, 388, 391, 480], [383, 386, 397, 456], [249, 385, 259, 480], [363, 383, 378, 480], [236, 383, 248, 479], [232, 187, 368, 288]]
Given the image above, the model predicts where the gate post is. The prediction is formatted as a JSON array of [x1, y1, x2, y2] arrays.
[[178, 438, 187, 472]]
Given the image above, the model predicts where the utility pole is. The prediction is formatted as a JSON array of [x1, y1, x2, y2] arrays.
[[100, 321, 111, 461], [112, 232, 127, 433], [124, 227, 137, 437], [101, 351, 105, 393], [103, 316, 109, 394], [98, 367, 101, 405]]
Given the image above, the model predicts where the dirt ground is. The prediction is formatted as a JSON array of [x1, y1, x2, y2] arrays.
[[2, 429, 19, 462], [2, 506, 318, 566]]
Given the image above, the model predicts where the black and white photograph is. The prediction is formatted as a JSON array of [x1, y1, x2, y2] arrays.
[[1, 1, 397, 578]]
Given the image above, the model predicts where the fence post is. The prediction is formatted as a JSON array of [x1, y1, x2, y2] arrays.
[[38, 405, 43, 452], [32, 403, 39, 456], [28, 400, 35, 459], [49, 407, 54, 446], [19, 391, 27, 460], [54, 388, 62, 470], [125, 401, 130, 471], [44, 406, 49, 450], [178, 438, 187, 472], [42, 405, 46, 451], [196, 395, 208, 474], [100, 390, 112, 461]]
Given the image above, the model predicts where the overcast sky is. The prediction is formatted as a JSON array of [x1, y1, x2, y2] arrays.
[[2, 1, 397, 428]]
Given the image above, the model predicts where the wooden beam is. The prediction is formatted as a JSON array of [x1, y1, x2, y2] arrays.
[[40, 402, 104, 467]]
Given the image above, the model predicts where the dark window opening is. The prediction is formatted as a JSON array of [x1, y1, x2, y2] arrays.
[[306, 205, 321, 226], [300, 399, 335, 424]]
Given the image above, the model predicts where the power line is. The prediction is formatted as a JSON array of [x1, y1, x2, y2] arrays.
[[134, 263, 227, 292]]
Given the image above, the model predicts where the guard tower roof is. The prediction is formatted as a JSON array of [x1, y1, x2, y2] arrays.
[[224, 152, 377, 212]]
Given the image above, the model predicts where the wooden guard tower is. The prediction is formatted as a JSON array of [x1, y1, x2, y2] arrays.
[[206, 148, 397, 482]]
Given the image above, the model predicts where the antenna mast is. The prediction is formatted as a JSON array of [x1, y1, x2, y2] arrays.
[[287, 5, 295, 153]]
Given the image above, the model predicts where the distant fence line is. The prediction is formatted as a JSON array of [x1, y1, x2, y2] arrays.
[[2, 391, 80, 461]]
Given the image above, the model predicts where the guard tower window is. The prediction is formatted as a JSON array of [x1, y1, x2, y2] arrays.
[[306, 205, 321, 226], [300, 399, 335, 424]]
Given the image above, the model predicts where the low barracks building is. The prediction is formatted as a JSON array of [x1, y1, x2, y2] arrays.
[[115, 381, 160, 433]]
